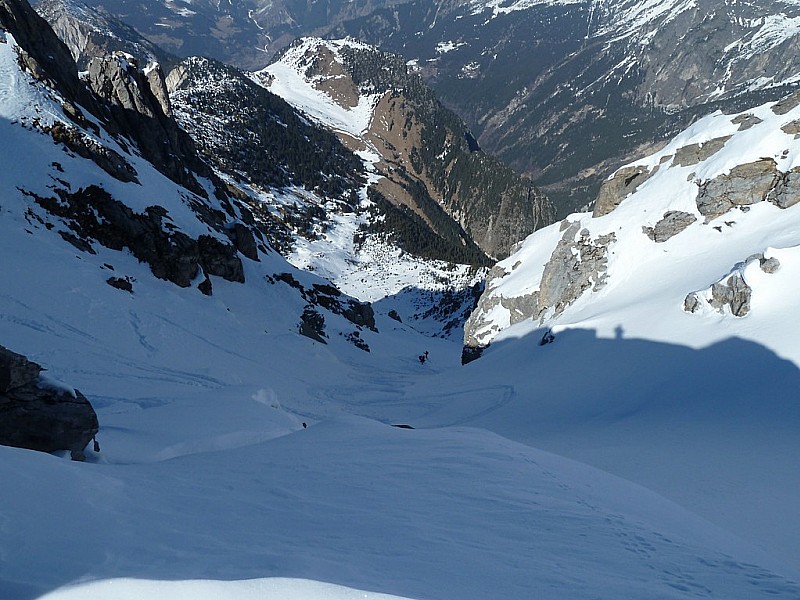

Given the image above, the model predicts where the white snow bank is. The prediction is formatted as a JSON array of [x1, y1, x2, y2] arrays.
[[39, 577, 413, 600]]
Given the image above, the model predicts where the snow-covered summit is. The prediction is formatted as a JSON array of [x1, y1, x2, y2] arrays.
[[257, 37, 382, 140]]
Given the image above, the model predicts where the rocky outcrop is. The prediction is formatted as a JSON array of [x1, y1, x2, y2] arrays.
[[271, 272, 377, 333], [684, 254, 780, 317], [766, 167, 800, 210], [643, 211, 697, 242], [696, 159, 780, 218], [673, 136, 731, 167], [463, 222, 615, 354], [86, 53, 209, 195], [780, 120, 800, 137], [708, 273, 752, 317], [538, 223, 616, 317], [771, 90, 800, 116], [144, 62, 172, 117], [299, 306, 327, 343], [594, 166, 653, 217], [731, 113, 762, 131], [45, 121, 138, 183], [28, 184, 245, 288], [0, 345, 98, 461], [4, 0, 227, 205]]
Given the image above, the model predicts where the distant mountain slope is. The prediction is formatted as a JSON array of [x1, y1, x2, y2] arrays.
[[31, 0, 498, 338], [35, 0, 174, 69], [260, 37, 554, 260], [62, 0, 800, 214], [167, 55, 365, 202], [327, 0, 800, 213]]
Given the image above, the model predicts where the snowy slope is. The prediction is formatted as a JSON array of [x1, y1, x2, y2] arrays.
[[456, 92, 800, 565], [259, 37, 381, 141], [3, 13, 800, 600]]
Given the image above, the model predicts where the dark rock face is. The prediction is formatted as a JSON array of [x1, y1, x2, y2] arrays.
[[198, 235, 245, 283], [0, 0, 89, 102], [28, 184, 244, 287], [86, 53, 210, 195], [230, 223, 259, 262], [45, 121, 139, 183], [299, 306, 327, 343], [273, 272, 377, 333], [0, 345, 98, 461]]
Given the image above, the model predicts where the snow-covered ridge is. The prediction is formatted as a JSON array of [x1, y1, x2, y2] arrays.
[[468, 0, 581, 19], [257, 37, 381, 139], [465, 90, 800, 366], [592, 0, 696, 42]]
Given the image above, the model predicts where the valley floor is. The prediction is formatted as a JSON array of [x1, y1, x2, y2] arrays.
[[1, 218, 799, 599]]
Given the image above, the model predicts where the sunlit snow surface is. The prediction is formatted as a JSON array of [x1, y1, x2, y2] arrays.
[[257, 38, 380, 139], [39, 578, 413, 600], [1, 29, 800, 600]]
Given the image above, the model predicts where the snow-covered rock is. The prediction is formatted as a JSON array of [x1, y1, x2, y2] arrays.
[[465, 89, 800, 367]]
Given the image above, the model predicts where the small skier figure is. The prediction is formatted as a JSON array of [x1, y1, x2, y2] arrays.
[[418, 350, 429, 364]]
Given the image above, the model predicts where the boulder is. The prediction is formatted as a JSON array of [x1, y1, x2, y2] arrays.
[[0, 345, 98, 460], [673, 136, 730, 167], [642, 211, 697, 242], [731, 113, 762, 131], [0, 345, 41, 393], [709, 274, 751, 317], [696, 159, 780, 218]]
